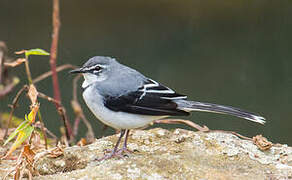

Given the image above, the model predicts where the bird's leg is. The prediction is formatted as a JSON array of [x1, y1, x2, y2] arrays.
[[123, 129, 130, 150], [97, 130, 126, 161], [118, 129, 132, 154]]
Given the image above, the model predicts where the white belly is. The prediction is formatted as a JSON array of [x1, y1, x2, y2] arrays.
[[82, 87, 166, 130]]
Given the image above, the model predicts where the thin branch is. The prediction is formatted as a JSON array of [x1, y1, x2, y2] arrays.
[[0, 42, 19, 98], [0, 41, 8, 84], [71, 75, 95, 142], [154, 119, 253, 141], [24, 56, 33, 84], [58, 107, 72, 144], [50, 0, 61, 107], [207, 130, 253, 141], [21, 51, 49, 150], [72, 74, 81, 101], [37, 111, 48, 149], [0, 78, 19, 99], [49, 0, 73, 142], [73, 116, 81, 137], [33, 63, 78, 146], [154, 119, 209, 132], [0, 47, 3, 84], [37, 92, 60, 105], [80, 113, 95, 141], [4, 85, 28, 138], [4, 58, 26, 68], [32, 64, 76, 84], [34, 121, 57, 140], [37, 91, 74, 144]]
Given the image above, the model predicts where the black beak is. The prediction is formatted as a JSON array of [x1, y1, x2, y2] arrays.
[[70, 68, 84, 74]]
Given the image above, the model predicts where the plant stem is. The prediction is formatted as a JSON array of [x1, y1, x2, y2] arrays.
[[24, 55, 33, 84], [50, 0, 61, 108], [4, 85, 28, 138], [23, 54, 50, 149], [32, 64, 76, 84], [37, 111, 48, 149], [49, 0, 73, 141]]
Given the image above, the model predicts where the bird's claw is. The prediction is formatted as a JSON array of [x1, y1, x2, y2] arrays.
[[96, 147, 132, 161]]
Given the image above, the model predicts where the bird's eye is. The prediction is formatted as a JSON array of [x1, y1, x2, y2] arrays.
[[95, 66, 102, 71], [92, 65, 102, 73]]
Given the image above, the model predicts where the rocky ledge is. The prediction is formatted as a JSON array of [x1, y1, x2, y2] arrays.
[[17, 128, 292, 179]]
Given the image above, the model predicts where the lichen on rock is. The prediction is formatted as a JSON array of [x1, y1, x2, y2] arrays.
[[3, 128, 291, 179]]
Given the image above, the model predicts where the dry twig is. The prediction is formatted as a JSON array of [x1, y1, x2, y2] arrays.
[[32, 64, 76, 84], [0, 41, 7, 83], [37, 91, 73, 143], [0, 78, 19, 99], [37, 92, 60, 104], [4, 85, 28, 138], [4, 58, 26, 68], [154, 119, 209, 132], [71, 75, 95, 142], [207, 129, 253, 141], [34, 121, 57, 140], [0, 42, 19, 98], [154, 119, 254, 141]]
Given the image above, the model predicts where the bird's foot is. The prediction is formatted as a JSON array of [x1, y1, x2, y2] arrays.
[[96, 147, 132, 161], [116, 147, 133, 154]]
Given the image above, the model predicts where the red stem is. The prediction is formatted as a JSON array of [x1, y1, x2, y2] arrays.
[[49, 0, 73, 140], [50, 0, 61, 106]]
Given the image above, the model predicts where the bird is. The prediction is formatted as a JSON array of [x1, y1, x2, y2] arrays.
[[70, 56, 265, 160]]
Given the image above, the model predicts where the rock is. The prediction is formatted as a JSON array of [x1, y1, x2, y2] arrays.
[[31, 128, 292, 179]]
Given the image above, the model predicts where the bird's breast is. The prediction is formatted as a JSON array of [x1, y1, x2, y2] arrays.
[[82, 86, 164, 130]]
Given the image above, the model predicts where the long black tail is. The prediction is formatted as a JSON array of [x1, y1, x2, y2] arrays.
[[175, 100, 266, 124]]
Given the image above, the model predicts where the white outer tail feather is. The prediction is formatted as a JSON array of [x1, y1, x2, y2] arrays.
[[175, 100, 266, 125]]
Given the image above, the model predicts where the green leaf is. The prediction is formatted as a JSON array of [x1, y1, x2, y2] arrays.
[[6, 125, 34, 156], [4, 121, 29, 145], [25, 48, 50, 57]]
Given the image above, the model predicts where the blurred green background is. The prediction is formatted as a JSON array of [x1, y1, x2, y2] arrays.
[[0, 1, 291, 145]]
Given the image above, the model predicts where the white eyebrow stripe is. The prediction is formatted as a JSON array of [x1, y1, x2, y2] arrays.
[[83, 64, 108, 71], [98, 65, 108, 68]]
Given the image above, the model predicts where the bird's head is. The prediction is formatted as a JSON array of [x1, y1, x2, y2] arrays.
[[70, 56, 116, 88]]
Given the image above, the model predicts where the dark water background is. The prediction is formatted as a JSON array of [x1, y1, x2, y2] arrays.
[[0, 1, 291, 145]]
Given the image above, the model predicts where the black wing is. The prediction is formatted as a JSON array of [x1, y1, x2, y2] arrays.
[[104, 79, 190, 116]]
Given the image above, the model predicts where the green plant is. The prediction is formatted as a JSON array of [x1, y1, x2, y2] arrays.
[[3, 48, 49, 157]]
